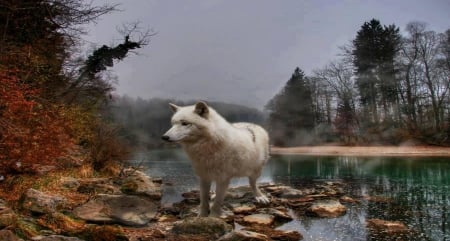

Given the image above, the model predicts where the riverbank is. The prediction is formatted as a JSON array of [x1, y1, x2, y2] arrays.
[[270, 145, 450, 157]]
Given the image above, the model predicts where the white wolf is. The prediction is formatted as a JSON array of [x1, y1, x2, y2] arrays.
[[162, 101, 270, 217]]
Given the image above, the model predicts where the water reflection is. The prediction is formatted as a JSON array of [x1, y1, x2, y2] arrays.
[[134, 149, 449, 241]]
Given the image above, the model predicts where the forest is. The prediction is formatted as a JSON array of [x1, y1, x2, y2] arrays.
[[267, 19, 450, 146], [0, 0, 149, 176]]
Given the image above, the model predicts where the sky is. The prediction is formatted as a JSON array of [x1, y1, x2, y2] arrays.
[[85, 0, 449, 109]]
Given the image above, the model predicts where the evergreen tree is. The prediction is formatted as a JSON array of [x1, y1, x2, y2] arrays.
[[352, 19, 401, 125], [267, 67, 315, 146]]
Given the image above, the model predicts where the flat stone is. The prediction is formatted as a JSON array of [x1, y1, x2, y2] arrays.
[[306, 199, 347, 218], [172, 217, 232, 236], [261, 207, 293, 222], [74, 194, 158, 226], [340, 196, 358, 203], [225, 186, 253, 200], [366, 218, 409, 234], [364, 196, 392, 203], [279, 187, 306, 199], [32, 235, 85, 241], [242, 214, 275, 226], [244, 227, 303, 241], [231, 203, 257, 214], [21, 188, 65, 214], [218, 230, 269, 241]]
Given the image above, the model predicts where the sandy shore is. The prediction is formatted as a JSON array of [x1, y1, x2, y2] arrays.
[[270, 146, 450, 157]]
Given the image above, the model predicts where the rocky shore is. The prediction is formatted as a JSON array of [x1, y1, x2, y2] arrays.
[[0, 169, 414, 241]]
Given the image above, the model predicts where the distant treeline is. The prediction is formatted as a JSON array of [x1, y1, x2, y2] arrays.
[[109, 97, 265, 149], [267, 19, 450, 146]]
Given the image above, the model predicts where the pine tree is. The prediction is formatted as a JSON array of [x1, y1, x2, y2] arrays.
[[267, 67, 315, 146], [352, 19, 401, 125]]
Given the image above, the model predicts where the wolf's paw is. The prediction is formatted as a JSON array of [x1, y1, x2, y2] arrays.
[[255, 195, 270, 204]]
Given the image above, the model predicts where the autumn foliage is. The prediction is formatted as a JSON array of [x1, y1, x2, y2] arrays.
[[0, 71, 74, 174]]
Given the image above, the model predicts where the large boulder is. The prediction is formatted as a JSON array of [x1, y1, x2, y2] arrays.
[[306, 199, 347, 218], [21, 189, 65, 214], [172, 217, 232, 237], [120, 170, 161, 200], [73, 194, 158, 226]]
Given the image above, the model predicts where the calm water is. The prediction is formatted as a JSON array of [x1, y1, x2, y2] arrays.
[[133, 149, 450, 241]]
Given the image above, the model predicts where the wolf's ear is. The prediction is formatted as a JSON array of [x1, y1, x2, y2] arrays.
[[194, 101, 209, 117], [169, 103, 179, 113]]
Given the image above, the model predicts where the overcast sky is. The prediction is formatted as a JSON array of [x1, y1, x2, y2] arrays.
[[85, 0, 449, 109]]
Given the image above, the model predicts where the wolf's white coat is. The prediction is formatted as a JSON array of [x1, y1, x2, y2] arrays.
[[162, 102, 270, 217]]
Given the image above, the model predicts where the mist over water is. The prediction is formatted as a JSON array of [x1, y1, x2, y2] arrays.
[[133, 149, 449, 241]]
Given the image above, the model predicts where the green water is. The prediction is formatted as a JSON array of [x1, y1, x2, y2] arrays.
[[136, 149, 450, 241]]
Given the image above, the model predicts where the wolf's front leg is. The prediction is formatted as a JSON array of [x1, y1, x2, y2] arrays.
[[198, 179, 211, 217], [209, 179, 230, 217]]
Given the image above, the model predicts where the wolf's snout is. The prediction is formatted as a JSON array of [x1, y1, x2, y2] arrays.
[[161, 135, 170, 141]]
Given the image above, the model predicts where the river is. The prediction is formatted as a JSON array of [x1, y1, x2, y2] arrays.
[[132, 149, 449, 241]]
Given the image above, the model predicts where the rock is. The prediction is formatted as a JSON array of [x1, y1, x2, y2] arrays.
[[306, 200, 346, 218], [366, 218, 409, 236], [263, 185, 290, 193], [285, 197, 314, 209], [244, 227, 303, 241], [0, 200, 17, 228], [363, 196, 392, 203], [242, 214, 275, 226], [60, 177, 80, 190], [225, 186, 254, 201], [158, 214, 178, 222], [31, 235, 85, 241], [266, 230, 302, 241], [218, 230, 269, 241], [278, 187, 307, 199], [0, 230, 21, 241], [230, 203, 257, 214], [77, 178, 120, 195], [172, 217, 232, 237], [21, 188, 65, 214], [120, 170, 162, 200], [339, 196, 358, 203], [260, 207, 293, 222], [74, 194, 158, 226]]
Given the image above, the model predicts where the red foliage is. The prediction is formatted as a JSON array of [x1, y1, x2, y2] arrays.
[[0, 71, 74, 174]]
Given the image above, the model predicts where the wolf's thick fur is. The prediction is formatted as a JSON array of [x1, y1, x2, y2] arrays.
[[162, 101, 270, 217]]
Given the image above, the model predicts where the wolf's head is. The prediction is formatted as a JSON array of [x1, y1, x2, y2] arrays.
[[161, 101, 211, 143]]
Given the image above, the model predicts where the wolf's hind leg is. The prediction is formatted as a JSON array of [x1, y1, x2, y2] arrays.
[[249, 175, 270, 204], [198, 179, 211, 217]]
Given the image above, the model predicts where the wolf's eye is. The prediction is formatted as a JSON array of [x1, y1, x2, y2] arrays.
[[181, 121, 191, 126]]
